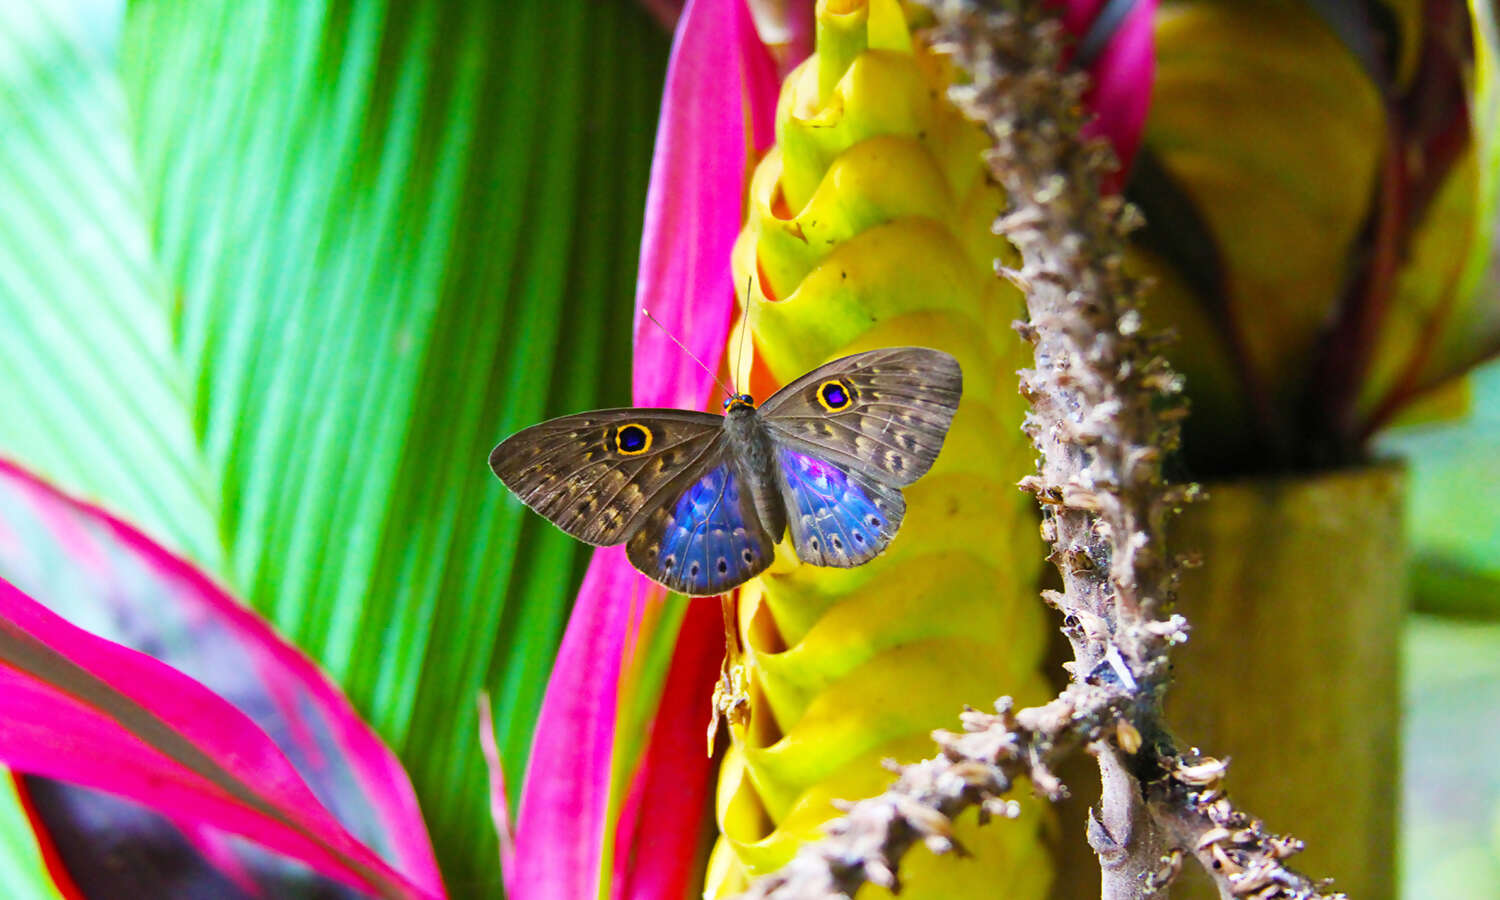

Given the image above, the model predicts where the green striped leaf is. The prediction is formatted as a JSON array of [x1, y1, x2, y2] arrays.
[[0, 0, 668, 891]]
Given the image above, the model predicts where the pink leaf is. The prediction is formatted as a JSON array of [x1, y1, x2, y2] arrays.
[[0, 580, 423, 900], [508, 0, 779, 897], [507, 549, 646, 898], [0, 459, 442, 900], [610, 600, 724, 900], [1056, 0, 1159, 187], [630, 0, 778, 409]]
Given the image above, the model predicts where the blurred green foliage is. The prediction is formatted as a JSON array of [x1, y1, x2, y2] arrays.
[[1382, 360, 1500, 617], [1402, 615, 1500, 898], [1384, 363, 1500, 900], [0, 780, 57, 900], [0, 0, 668, 893]]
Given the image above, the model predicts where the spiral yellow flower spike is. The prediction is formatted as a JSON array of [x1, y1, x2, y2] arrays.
[[707, 1, 1051, 895]]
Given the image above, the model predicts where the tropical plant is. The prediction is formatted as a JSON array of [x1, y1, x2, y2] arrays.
[[2, 0, 1499, 897], [0, 461, 442, 898], [0, 0, 668, 893], [509, 0, 1500, 896]]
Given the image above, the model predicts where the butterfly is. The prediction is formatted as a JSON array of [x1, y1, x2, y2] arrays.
[[489, 346, 962, 596]]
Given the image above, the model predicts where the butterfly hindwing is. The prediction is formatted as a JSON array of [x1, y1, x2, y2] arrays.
[[756, 347, 962, 488], [626, 457, 776, 596], [776, 447, 906, 567], [489, 409, 724, 546]]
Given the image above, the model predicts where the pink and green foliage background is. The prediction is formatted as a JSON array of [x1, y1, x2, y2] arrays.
[[1, 0, 1499, 897], [0, 0, 669, 894], [0, 460, 441, 898]]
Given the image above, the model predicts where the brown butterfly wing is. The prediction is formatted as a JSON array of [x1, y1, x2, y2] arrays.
[[756, 347, 963, 488], [489, 409, 725, 546]]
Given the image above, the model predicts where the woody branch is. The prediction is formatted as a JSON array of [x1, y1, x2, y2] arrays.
[[738, 2, 1345, 898]]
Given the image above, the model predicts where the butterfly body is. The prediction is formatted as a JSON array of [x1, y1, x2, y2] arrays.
[[719, 396, 787, 542], [490, 347, 961, 596]]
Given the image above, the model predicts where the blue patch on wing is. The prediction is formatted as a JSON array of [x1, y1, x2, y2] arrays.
[[778, 449, 904, 567], [652, 464, 768, 594]]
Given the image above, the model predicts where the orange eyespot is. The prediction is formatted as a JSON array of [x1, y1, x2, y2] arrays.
[[816, 379, 854, 413], [615, 423, 652, 455]]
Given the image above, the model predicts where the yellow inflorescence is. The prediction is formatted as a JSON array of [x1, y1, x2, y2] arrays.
[[707, 1, 1051, 895]]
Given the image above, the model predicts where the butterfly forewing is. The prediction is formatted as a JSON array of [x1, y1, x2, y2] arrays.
[[489, 409, 724, 546], [756, 347, 962, 488]]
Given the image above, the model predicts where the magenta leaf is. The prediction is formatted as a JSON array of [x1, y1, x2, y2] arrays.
[[508, 0, 779, 897], [610, 600, 724, 900], [15, 777, 346, 899], [1056, 0, 1158, 186], [629, 0, 778, 409], [0, 459, 443, 900], [507, 548, 645, 898]]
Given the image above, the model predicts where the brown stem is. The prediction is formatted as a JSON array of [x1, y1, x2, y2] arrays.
[[733, 689, 1131, 898], [1094, 746, 1167, 900]]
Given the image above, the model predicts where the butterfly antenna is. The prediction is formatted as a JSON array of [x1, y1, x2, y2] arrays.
[[734, 276, 754, 394], [641, 308, 736, 400]]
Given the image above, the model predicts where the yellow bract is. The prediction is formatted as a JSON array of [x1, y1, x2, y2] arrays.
[[707, 0, 1050, 895], [1145, 0, 1384, 421], [1141, 0, 1498, 452]]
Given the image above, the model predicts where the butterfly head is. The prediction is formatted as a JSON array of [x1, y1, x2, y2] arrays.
[[723, 393, 756, 414]]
